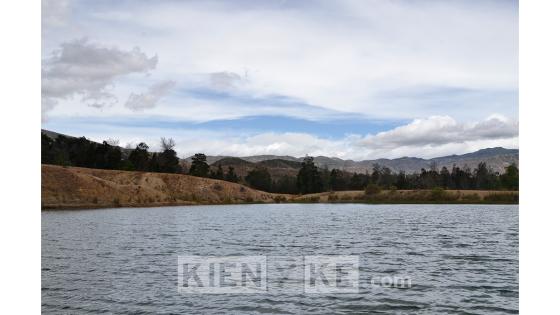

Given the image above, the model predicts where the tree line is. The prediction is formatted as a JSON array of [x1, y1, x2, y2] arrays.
[[42, 133, 518, 193], [242, 156, 518, 193], [41, 134, 242, 183]]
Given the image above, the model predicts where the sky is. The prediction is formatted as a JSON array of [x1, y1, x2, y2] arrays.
[[41, 0, 518, 160]]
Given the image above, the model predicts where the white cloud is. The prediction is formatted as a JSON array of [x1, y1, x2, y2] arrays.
[[42, 0, 71, 28], [71, 115, 518, 160], [42, 39, 158, 115], [42, 0, 518, 121], [41, 1, 518, 158], [125, 80, 175, 111], [359, 115, 519, 148], [208, 71, 245, 90]]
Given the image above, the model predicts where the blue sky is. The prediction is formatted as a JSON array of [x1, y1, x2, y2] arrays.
[[42, 0, 518, 159]]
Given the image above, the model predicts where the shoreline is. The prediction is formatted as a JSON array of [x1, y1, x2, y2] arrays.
[[42, 200, 519, 211], [42, 164, 518, 210]]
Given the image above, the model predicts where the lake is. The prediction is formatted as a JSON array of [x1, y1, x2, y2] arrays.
[[42, 204, 518, 314]]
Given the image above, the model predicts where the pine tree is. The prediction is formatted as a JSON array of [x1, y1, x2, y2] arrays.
[[296, 156, 324, 194], [189, 153, 209, 177]]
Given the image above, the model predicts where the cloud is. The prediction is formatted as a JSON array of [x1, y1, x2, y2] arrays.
[[200, 115, 518, 159], [209, 71, 245, 90], [42, 0, 71, 28], [42, 0, 518, 122], [48, 115, 518, 160], [42, 38, 158, 115], [120, 127, 518, 160], [125, 80, 176, 111], [359, 115, 519, 149], [41, 1, 518, 158]]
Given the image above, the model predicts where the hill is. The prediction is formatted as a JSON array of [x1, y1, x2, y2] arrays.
[[210, 157, 301, 181], [207, 147, 518, 174], [41, 165, 287, 209]]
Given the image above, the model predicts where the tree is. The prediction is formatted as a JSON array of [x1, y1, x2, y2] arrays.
[[210, 165, 225, 180], [272, 175, 298, 194], [149, 153, 160, 172], [103, 141, 122, 170], [128, 142, 150, 171], [225, 166, 239, 183], [371, 163, 381, 185], [451, 164, 471, 189], [189, 153, 209, 177], [349, 173, 369, 190], [41, 133, 56, 164], [320, 167, 331, 191], [158, 138, 180, 173], [160, 137, 176, 151], [501, 163, 519, 190], [68, 137, 96, 167], [296, 156, 323, 194], [329, 169, 347, 191], [395, 171, 407, 189], [105, 138, 120, 146], [245, 168, 272, 191], [418, 167, 439, 189], [474, 162, 499, 189], [378, 167, 395, 188], [41, 133, 126, 169], [440, 166, 451, 189]]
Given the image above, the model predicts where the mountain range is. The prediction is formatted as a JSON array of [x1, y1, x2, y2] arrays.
[[41, 129, 518, 174], [207, 147, 518, 175]]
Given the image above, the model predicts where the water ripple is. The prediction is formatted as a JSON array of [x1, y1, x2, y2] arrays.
[[42, 204, 518, 314]]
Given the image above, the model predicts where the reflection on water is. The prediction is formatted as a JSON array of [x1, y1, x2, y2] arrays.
[[42, 204, 518, 314]]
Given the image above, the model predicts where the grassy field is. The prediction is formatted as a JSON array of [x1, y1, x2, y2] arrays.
[[292, 189, 518, 204], [42, 165, 518, 209]]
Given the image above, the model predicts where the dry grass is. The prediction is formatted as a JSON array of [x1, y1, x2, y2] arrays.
[[42, 165, 290, 209]]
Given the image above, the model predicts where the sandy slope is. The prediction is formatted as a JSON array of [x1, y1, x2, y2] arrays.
[[42, 165, 287, 209]]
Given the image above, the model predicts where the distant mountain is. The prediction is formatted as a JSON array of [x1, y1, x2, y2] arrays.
[[42, 129, 517, 175], [208, 147, 518, 175], [210, 158, 301, 180], [238, 155, 301, 163]]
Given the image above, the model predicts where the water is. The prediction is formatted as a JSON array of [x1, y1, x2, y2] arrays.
[[42, 204, 518, 314]]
